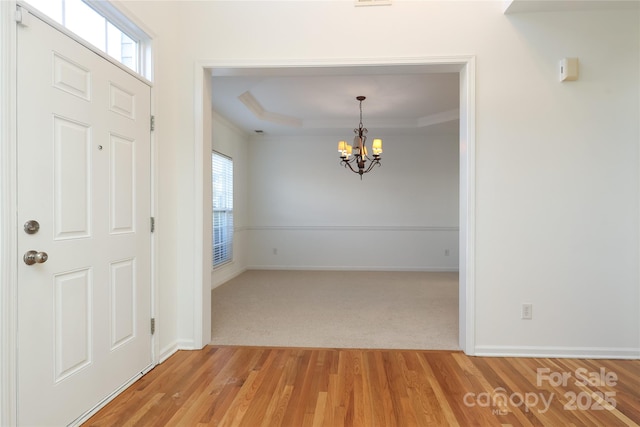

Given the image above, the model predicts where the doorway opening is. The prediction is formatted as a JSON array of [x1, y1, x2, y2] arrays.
[[195, 58, 476, 353]]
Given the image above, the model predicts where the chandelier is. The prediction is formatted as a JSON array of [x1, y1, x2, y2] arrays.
[[338, 96, 383, 178]]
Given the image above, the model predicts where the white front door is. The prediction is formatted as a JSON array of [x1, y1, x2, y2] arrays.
[[17, 12, 152, 426]]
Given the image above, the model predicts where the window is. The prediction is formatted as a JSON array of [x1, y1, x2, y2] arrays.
[[213, 152, 233, 267], [22, 0, 150, 78]]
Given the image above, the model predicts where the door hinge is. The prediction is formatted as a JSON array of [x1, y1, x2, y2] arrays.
[[150, 318, 156, 335], [150, 216, 155, 233], [150, 115, 155, 131], [15, 5, 31, 26]]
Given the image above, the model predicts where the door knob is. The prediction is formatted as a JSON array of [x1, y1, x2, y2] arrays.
[[24, 250, 48, 265]]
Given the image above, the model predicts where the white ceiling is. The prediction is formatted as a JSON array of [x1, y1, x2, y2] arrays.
[[210, 65, 461, 137]]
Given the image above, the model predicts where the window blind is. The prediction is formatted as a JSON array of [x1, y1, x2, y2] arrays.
[[213, 152, 233, 267]]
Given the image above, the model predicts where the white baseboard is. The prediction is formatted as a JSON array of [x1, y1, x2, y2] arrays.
[[177, 339, 197, 350], [212, 266, 247, 290], [159, 342, 180, 364], [159, 339, 212, 364], [245, 265, 460, 272], [474, 345, 640, 359]]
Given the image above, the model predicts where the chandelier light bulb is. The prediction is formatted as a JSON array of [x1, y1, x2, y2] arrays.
[[372, 138, 383, 156]]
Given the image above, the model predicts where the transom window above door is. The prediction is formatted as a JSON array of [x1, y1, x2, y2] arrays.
[[21, 0, 151, 79]]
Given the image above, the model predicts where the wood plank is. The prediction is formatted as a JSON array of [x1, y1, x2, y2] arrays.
[[84, 346, 640, 427]]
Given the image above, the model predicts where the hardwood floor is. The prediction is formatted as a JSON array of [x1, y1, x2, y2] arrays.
[[85, 346, 640, 426]]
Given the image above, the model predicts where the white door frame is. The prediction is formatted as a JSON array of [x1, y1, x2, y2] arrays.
[[1, 1, 19, 425], [194, 57, 476, 354], [0, 2, 158, 424]]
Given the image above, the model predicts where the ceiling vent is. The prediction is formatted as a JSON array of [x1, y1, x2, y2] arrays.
[[355, 0, 391, 6]]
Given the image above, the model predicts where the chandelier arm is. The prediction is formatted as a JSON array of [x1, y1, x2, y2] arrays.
[[341, 159, 360, 174], [363, 158, 381, 174], [339, 155, 358, 164]]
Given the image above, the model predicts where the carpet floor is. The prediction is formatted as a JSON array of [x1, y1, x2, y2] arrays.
[[211, 270, 459, 350]]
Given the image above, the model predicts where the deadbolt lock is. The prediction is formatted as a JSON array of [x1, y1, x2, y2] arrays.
[[24, 220, 40, 234]]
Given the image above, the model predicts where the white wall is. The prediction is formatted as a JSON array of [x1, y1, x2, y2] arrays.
[[212, 112, 250, 288], [474, 9, 639, 356], [245, 128, 459, 270], [211, 109, 459, 279], [119, 0, 639, 357]]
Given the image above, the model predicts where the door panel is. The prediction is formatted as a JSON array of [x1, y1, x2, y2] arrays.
[[110, 259, 135, 349], [54, 268, 92, 382], [17, 12, 152, 426], [54, 116, 92, 239], [110, 134, 135, 233]]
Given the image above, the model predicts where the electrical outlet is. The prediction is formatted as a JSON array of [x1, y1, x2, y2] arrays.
[[272, 248, 278, 255], [445, 249, 450, 256], [522, 304, 533, 320]]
